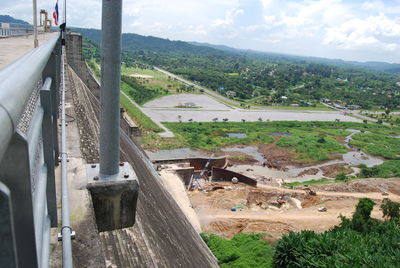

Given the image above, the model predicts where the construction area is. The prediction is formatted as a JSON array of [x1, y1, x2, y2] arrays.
[[155, 156, 400, 241]]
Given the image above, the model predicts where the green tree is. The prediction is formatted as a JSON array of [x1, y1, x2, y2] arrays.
[[381, 200, 400, 220]]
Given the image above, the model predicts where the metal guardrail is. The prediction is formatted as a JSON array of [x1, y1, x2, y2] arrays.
[[0, 23, 34, 37], [60, 45, 74, 268], [0, 33, 65, 267]]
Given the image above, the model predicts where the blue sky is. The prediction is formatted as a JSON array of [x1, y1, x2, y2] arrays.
[[2, 0, 400, 63]]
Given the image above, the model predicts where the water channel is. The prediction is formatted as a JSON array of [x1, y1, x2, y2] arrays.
[[146, 129, 384, 181]]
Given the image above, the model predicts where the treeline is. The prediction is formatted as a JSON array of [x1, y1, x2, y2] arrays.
[[78, 27, 400, 109]]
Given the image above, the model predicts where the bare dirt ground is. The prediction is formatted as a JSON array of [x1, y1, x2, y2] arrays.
[[320, 163, 353, 177], [221, 151, 259, 165], [186, 179, 400, 240]]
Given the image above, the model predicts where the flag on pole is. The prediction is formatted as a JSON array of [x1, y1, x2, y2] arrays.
[[53, 0, 59, 26]]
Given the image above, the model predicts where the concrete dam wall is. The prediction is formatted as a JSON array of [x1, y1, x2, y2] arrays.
[[65, 32, 218, 267]]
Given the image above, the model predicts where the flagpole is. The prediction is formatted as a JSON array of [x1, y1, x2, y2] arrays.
[[32, 0, 38, 47]]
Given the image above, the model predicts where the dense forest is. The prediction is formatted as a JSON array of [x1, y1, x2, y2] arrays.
[[76, 27, 400, 110]]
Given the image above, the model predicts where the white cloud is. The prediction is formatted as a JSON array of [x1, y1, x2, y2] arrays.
[[260, 0, 273, 9], [212, 8, 244, 27], [1, 0, 400, 62], [324, 14, 400, 50]]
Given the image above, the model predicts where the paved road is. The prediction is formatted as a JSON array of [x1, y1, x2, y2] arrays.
[[142, 107, 362, 123], [321, 102, 391, 126]]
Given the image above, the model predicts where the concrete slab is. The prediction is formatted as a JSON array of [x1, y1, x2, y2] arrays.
[[142, 107, 362, 123], [0, 32, 59, 69]]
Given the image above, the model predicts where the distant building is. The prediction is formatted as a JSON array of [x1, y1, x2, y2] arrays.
[[333, 103, 347, 109], [347, 105, 361, 110], [226, 91, 236, 98]]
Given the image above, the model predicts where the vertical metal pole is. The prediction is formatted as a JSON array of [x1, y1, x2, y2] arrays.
[[32, 0, 38, 47], [64, 0, 67, 25], [99, 0, 122, 177]]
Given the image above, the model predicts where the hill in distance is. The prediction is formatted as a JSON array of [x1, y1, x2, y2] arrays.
[[0, 15, 30, 25], [189, 41, 400, 73], [74, 27, 400, 73], [1, 14, 397, 73]]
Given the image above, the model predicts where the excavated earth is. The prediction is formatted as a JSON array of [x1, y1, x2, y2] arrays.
[[189, 179, 400, 240]]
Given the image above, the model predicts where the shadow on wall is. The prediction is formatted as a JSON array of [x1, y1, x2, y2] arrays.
[[212, 167, 257, 187]]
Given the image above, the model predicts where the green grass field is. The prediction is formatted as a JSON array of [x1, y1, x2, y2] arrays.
[[121, 66, 199, 99], [120, 93, 163, 132]]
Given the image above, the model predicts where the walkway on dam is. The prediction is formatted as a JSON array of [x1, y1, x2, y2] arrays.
[[0, 32, 219, 267], [0, 32, 58, 69]]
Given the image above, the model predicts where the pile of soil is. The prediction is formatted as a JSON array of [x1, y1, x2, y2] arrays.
[[320, 163, 352, 177], [258, 144, 299, 170], [190, 184, 250, 210], [203, 218, 297, 239], [297, 168, 319, 177], [223, 151, 258, 165], [310, 178, 400, 195], [258, 144, 310, 171]]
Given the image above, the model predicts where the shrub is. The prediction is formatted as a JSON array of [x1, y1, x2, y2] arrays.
[[273, 198, 400, 267], [201, 233, 273, 267], [381, 200, 400, 220]]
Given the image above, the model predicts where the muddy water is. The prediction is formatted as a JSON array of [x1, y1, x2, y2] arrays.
[[222, 129, 383, 181], [146, 148, 208, 161], [271, 132, 291, 136], [221, 146, 265, 162], [146, 129, 384, 181], [227, 133, 247, 138]]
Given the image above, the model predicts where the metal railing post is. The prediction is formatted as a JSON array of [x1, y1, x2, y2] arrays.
[[99, 0, 123, 177], [42, 48, 60, 166], [0, 182, 18, 267], [40, 78, 58, 227], [0, 132, 39, 268]]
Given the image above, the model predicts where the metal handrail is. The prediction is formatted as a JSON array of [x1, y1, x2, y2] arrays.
[[0, 33, 60, 161], [0, 33, 62, 268], [0, 23, 34, 37], [60, 46, 73, 268]]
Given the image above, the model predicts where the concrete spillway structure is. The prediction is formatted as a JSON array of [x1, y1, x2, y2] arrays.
[[65, 32, 218, 267]]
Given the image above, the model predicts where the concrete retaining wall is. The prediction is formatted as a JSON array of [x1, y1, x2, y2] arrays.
[[212, 167, 257, 187], [174, 167, 195, 186], [66, 31, 101, 99]]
